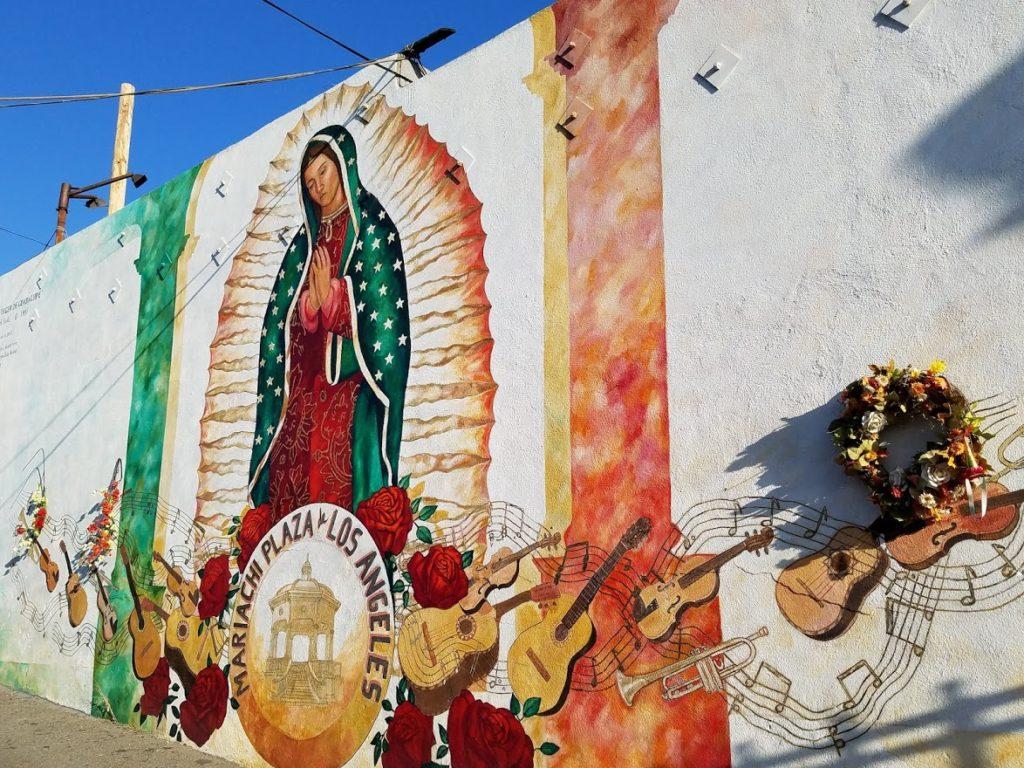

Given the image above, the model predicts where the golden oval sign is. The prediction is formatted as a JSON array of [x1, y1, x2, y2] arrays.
[[228, 504, 394, 767]]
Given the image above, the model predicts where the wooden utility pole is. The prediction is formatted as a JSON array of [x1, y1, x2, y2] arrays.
[[108, 83, 135, 215]]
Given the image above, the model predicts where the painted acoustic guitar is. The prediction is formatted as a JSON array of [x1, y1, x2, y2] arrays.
[[775, 526, 888, 640], [21, 509, 59, 592], [507, 517, 652, 715], [120, 544, 162, 680], [460, 533, 561, 612], [32, 536, 59, 593], [154, 552, 200, 618], [60, 541, 88, 628], [140, 596, 226, 690], [92, 571, 118, 643], [885, 483, 1024, 570], [634, 528, 774, 642], [398, 582, 560, 715]]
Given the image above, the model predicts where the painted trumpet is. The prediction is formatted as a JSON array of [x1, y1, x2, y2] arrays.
[[615, 627, 768, 706]]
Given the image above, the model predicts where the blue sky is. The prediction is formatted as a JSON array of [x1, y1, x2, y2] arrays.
[[0, 0, 549, 275]]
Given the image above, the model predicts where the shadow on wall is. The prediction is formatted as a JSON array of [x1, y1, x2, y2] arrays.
[[727, 400, 885, 531], [908, 47, 1024, 240], [732, 680, 1024, 768]]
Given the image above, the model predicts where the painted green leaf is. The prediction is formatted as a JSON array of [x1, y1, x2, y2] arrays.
[[461, 551, 473, 568], [416, 526, 433, 545], [418, 504, 438, 521], [539, 742, 560, 755], [523, 697, 541, 718], [439, 724, 448, 744], [510, 694, 521, 717], [436, 745, 449, 759]]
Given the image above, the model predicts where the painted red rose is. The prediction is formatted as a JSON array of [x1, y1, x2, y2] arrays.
[[381, 701, 434, 768], [448, 690, 534, 768], [179, 664, 227, 747], [408, 545, 469, 610], [197, 554, 230, 620], [139, 657, 170, 717], [356, 486, 413, 556], [237, 503, 273, 572]]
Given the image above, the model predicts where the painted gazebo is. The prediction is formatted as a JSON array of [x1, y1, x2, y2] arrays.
[[265, 558, 342, 704]]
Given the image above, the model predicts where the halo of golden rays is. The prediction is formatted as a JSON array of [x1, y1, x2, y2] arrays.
[[194, 83, 494, 542]]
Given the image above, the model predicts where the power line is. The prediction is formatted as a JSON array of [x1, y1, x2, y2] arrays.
[[0, 58, 401, 109], [256, 0, 412, 84], [0, 226, 49, 246]]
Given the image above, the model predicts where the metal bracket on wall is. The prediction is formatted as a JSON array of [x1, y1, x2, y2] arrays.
[[555, 97, 593, 141], [27, 309, 39, 332], [878, 0, 933, 28], [116, 230, 128, 247], [108, 279, 122, 304], [552, 28, 592, 73], [68, 288, 81, 314], [277, 217, 300, 246], [210, 237, 228, 267], [697, 45, 741, 92], [444, 145, 476, 185], [34, 267, 48, 291], [155, 254, 173, 282], [215, 171, 233, 198]]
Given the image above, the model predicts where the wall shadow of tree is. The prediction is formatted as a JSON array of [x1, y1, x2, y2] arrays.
[[731, 679, 1024, 768], [726, 399, 883, 536], [908, 47, 1024, 240]]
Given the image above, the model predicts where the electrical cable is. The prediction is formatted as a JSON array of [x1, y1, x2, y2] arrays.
[[0, 70, 399, 502], [0, 226, 49, 246], [0, 57, 402, 109], [255, 0, 411, 83]]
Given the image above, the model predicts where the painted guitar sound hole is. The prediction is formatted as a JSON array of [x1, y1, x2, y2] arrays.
[[553, 624, 568, 643], [827, 551, 851, 578], [177, 622, 189, 642], [456, 616, 475, 640]]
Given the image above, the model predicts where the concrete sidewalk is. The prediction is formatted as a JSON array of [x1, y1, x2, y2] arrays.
[[0, 685, 236, 767]]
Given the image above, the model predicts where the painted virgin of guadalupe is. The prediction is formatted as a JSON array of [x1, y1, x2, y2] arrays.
[[248, 125, 410, 521]]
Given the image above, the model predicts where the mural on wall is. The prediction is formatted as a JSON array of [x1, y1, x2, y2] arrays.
[[3, 1, 1024, 767]]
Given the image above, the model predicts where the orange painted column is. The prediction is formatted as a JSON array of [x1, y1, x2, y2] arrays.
[[549, 0, 731, 764]]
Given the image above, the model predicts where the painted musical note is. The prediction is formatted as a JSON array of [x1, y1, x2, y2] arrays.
[[802, 505, 829, 539], [746, 660, 791, 713], [728, 692, 744, 715], [992, 543, 1018, 578], [828, 725, 846, 756], [885, 597, 930, 656], [836, 659, 881, 710], [961, 565, 978, 607], [759, 498, 780, 530], [727, 500, 741, 536]]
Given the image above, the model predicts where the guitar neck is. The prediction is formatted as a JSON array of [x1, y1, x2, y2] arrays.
[[119, 547, 144, 617], [678, 540, 749, 585], [958, 487, 1024, 513], [92, 569, 109, 602], [490, 539, 550, 573], [493, 590, 539, 620], [560, 539, 630, 631], [59, 541, 73, 572], [141, 597, 169, 622]]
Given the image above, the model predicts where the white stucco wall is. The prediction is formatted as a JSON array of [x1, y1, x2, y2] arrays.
[[660, 1, 1024, 764]]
